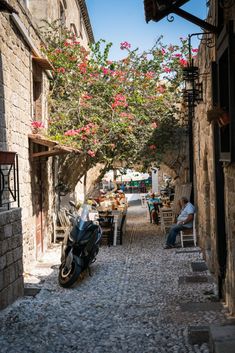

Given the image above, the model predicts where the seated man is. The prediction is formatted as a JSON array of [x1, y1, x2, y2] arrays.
[[164, 196, 195, 249], [147, 192, 161, 224]]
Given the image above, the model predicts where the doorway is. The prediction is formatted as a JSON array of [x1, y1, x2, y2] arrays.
[[213, 123, 227, 299]]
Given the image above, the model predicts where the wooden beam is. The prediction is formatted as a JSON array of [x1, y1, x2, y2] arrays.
[[172, 7, 218, 33], [30, 149, 68, 159], [28, 134, 58, 147], [32, 56, 54, 71]]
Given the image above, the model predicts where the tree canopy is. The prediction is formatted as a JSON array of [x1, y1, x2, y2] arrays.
[[38, 24, 193, 186]]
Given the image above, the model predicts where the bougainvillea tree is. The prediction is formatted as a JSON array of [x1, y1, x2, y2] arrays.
[[40, 24, 192, 188]]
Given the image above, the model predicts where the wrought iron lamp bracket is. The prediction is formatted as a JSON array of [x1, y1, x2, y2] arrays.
[[219, 0, 235, 9]]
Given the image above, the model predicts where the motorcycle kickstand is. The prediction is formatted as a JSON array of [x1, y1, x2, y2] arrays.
[[88, 266, 92, 277]]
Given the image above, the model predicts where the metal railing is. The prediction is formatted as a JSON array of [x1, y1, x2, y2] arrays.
[[0, 152, 20, 210]]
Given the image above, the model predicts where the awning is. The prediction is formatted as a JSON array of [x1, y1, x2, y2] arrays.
[[32, 56, 54, 71], [143, 0, 218, 33], [144, 0, 189, 23], [28, 134, 80, 159]]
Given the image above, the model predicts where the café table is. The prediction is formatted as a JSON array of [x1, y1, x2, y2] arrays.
[[97, 206, 127, 246]]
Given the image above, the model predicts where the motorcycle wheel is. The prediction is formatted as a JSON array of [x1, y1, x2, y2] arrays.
[[58, 258, 82, 288]]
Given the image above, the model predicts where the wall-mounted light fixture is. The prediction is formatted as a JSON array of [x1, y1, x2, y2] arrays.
[[182, 33, 206, 107], [183, 65, 203, 107]]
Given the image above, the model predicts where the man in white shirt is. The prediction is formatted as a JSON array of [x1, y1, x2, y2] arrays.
[[164, 196, 195, 249]]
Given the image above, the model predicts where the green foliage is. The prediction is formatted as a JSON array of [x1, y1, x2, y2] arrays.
[[41, 23, 189, 170]]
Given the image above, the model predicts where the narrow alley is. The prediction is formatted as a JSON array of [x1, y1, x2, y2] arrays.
[[0, 204, 228, 353]]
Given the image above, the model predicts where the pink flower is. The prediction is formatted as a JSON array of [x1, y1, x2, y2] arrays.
[[87, 150, 96, 157], [149, 144, 156, 150], [164, 67, 171, 73], [157, 85, 165, 93], [161, 48, 166, 55], [31, 121, 44, 129], [112, 94, 128, 109], [64, 41, 71, 47], [101, 67, 109, 75], [54, 48, 62, 54], [179, 58, 188, 67], [57, 67, 65, 74], [192, 48, 199, 53], [64, 129, 79, 136], [120, 41, 131, 50], [78, 62, 87, 74], [151, 122, 158, 129], [120, 112, 134, 120], [173, 53, 182, 58], [69, 56, 77, 62], [145, 71, 154, 79], [82, 94, 92, 100]]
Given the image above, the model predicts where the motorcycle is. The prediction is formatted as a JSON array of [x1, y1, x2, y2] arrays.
[[58, 203, 102, 288]]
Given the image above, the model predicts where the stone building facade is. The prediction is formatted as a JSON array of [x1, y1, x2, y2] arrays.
[[143, 0, 235, 316], [189, 1, 235, 315], [0, 0, 93, 309]]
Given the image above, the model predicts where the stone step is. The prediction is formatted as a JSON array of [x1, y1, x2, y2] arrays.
[[209, 325, 235, 353]]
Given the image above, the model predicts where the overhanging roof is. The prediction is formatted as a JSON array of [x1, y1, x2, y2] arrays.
[[77, 0, 95, 43], [29, 134, 80, 159], [144, 0, 218, 33], [32, 56, 54, 70], [144, 0, 189, 23]]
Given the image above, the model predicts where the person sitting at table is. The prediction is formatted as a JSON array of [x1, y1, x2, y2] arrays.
[[98, 189, 107, 205], [163, 196, 195, 249], [147, 192, 161, 224], [117, 190, 127, 204]]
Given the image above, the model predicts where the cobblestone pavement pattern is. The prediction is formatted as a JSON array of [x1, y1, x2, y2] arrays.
[[0, 204, 228, 353]]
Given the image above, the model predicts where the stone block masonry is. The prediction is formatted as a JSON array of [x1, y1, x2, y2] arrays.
[[0, 208, 24, 310]]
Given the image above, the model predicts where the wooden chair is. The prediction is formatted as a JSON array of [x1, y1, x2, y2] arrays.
[[99, 215, 114, 246], [160, 208, 174, 234], [140, 194, 147, 208], [53, 209, 71, 242], [117, 213, 127, 245], [180, 214, 196, 247]]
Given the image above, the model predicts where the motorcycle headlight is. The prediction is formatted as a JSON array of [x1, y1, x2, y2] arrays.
[[68, 234, 75, 243]]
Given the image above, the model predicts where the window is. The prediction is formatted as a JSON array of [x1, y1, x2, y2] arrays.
[[32, 62, 42, 121], [215, 21, 235, 162], [60, 1, 66, 26], [70, 23, 78, 37], [79, 13, 83, 39]]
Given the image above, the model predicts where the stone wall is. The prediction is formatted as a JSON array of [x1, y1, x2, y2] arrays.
[[193, 0, 235, 314], [224, 165, 235, 315], [0, 1, 54, 270], [0, 208, 24, 310]]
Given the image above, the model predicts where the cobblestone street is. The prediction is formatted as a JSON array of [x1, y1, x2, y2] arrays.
[[0, 204, 228, 353]]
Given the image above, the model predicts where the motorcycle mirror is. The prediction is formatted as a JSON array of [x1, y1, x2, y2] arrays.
[[69, 200, 76, 208]]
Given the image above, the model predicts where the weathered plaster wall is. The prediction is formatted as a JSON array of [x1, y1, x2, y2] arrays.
[[27, 0, 91, 49]]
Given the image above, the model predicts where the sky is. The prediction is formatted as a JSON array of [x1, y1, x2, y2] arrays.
[[86, 0, 209, 60]]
